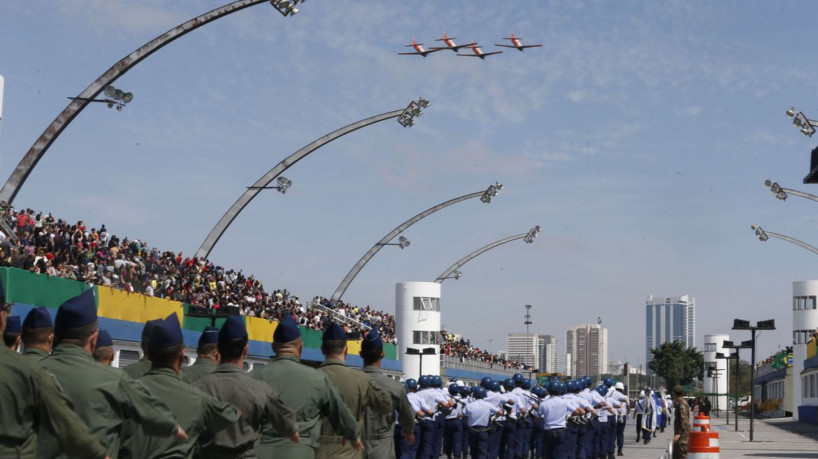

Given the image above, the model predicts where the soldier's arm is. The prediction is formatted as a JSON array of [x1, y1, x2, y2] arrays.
[[34, 369, 111, 459], [262, 386, 298, 437], [396, 390, 417, 430], [114, 378, 184, 438]]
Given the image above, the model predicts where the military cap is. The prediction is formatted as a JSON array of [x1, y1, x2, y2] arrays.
[[672, 385, 684, 396], [5, 315, 21, 334], [503, 378, 515, 389], [603, 377, 614, 387], [322, 322, 346, 342], [54, 289, 97, 335], [219, 315, 247, 341], [361, 326, 383, 351], [473, 386, 487, 399], [273, 313, 300, 343], [96, 329, 113, 348], [141, 318, 162, 343], [199, 326, 219, 345], [489, 381, 501, 392], [148, 313, 183, 353], [405, 378, 418, 390], [23, 306, 52, 329]]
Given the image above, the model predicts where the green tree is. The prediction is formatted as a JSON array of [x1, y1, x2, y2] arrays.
[[648, 341, 704, 388]]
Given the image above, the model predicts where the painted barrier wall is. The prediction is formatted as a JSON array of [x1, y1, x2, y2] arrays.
[[1, 267, 398, 369]]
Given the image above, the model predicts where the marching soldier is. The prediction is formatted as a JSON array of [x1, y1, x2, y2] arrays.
[[252, 313, 361, 458], [194, 315, 300, 458], [316, 322, 391, 459], [358, 327, 416, 459], [402, 379, 432, 459], [182, 326, 219, 383], [40, 289, 189, 458], [611, 382, 629, 457], [3, 314, 21, 350], [0, 285, 111, 459], [21, 306, 53, 360], [632, 391, 645, 442], [462, 386, 502, 459], [672, 386, 690, 459], [93, 329, 115, 366], [128, 313, 240, 457]]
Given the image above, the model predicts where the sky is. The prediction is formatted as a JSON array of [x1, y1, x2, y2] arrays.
[[1, 0, 817, 372]]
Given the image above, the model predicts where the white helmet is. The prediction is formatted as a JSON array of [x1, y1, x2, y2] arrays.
[[614, 382, 624, 391], [639, 390, 646, 397]]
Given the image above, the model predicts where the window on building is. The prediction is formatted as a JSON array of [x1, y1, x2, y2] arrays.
[[117, 350, 140, 368], [413, 330, 437, 344], [811, 296, 817, 310], [413, 297, 440, 311], [704, 343, 716, 352]]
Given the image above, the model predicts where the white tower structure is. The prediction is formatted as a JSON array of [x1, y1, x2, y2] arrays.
[[396, 282, 441, 381], [792, 281, 818, 421], [703, 334, 729, 413]]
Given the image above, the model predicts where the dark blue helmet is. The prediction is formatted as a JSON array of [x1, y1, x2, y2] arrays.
[[503, 378, 515, 390], [405, 379, 418, 390], [481, 376, 494, 389], [490, 381, 501, 392], [522, 378, 533, 390], [512, 373, 525, 384], [419, 375, 431, 387], [596, 385, 608, 397], [433, 375, 443, 388], [531, 386, 546, 398], [603, 378, 613, 387], [583, 376, 592, 387], [473, 386, 487, 399], [548, 381, 561, 394], [449, 385, 459, 396]]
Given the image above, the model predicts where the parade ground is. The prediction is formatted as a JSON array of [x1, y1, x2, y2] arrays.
[[622, 414, 818, 459]]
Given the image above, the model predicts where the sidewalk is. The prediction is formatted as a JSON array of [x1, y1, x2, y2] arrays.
[[621, 414, 818, 458]]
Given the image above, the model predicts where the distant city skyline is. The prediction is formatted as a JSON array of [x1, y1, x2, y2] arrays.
[[566, 323, 608, 377]]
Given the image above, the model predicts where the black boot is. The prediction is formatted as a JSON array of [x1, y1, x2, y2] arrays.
[[618, 449, 624, 456]]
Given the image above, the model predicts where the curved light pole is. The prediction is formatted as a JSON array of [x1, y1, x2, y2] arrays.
[[330, 182, 503, 302], [194, 99, 431, 260], [434, 225, 540, 283], [764, 179, 818, 203], [750, 224, 818, 256], [0, 0, 303, 205]]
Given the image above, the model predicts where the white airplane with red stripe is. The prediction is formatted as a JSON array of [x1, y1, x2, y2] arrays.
[[495, 31, 543, 51], [398, 38, 441, 57], [457, 42, 503, 60], [430, 32, 471, 52]]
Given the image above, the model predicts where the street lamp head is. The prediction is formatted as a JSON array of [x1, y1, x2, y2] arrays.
[[398, 236, 410, 249], [756, 319, 775, 330], [787, 106, 796, 118], [417, 97, 431, 108], [524, 225, 541, 243], [750, 224, 769, 242], [104, 86, 116, 98], [732, 319, 751, 330], [453, 270, 461, 280], [480, 181, 503, 203], [121, 92, 133, 104]]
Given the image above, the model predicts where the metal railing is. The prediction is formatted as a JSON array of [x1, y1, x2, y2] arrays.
[[308, 298, 374, 332], [440, 354, 525, 379]]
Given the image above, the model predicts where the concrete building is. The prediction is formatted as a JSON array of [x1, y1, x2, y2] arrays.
[[703, 334, 730, 413], [645, 294, 696, 371], [395, 282, 441, 381], [793, 281, 818, 422], [539, 334, 558, 373], [566, 324, 608, 377], [507, 333, 539, 369]]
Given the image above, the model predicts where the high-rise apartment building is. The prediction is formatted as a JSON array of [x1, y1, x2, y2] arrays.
[[507, 333, 539, 369], [538, 334, 559, 373], [645, 294, 696, 371], [565, 324, 608, 377]]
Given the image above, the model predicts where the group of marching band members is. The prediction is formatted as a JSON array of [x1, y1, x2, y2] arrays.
[[397, 374, 631, 459]]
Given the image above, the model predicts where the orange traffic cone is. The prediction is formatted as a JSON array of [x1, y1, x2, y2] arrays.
[[688, 429, 720, 458], [693, 414, 711, 432]]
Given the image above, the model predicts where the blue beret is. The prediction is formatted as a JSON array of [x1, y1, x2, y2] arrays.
[[55, 289, 97, 335], [148, 313, 183, 353], [199, 326, 219, 345], [141, 318, 162, 342], [273, 314, 301, 343], [96, 329, 113, 348], [4, 315, 21, 334], [361, 327, 383, 351], [322, 322, 346, 342], [219, 316, 247, 341], [23, 307, 52, 330]]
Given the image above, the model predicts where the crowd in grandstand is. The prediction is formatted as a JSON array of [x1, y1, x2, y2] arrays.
[[0, 205, 525, 366]]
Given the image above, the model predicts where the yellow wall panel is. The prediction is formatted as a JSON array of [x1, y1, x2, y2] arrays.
[[347, 340, 362, 356], [246, 316, 277, 342], [97, 286, 183, 325]]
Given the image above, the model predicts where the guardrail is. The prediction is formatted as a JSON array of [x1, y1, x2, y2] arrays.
[[441, 354, 524, 379]]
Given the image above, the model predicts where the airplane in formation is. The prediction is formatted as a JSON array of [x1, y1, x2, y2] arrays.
[[398, 32, 541, 59], [495, 31, 543, 51], [429, 32, 472, 52], [397, 38, 440, 57], [457, 42, 503, 59]]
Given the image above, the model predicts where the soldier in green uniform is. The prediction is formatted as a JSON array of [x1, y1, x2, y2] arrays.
[[182, 326, 219, 383], [129, 313, 241, 458], [0, 288, 111, 459], [93, 329, 115, 366], [316, 323, 392, 459], [672, 385, 690, 459], [21, 306, 53, 361], [194, 316, 300, 458], [252, 313, 362, 459], [358, 328, 416, 459], [122, 318, 161, 378], [40, 289, 189, 459], [3, 314, 21, 349]]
